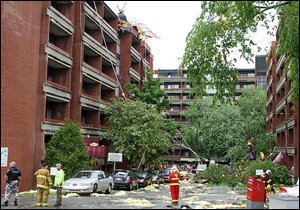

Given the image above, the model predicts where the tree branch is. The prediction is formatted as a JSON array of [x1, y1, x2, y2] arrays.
[[255, 1, 292, 15]]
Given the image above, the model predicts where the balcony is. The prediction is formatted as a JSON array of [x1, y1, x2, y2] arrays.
[[130, 47, 141, 63], [82, 32, 116, 65], [275, 123, 285, 133], [164, 88, 182, 94], [82, 62, 101, 83], [267, 59, 273, 73], [266, 112, 273, 122], [274, 146, 295, 155], [80, 95, 107, 111], [80, 126, 104, 136], [43, 83, 71, 102], [83, 2, 117, 42], [47, 6, 74, 36], [276, 54, 285, 74], [160, 76, 186, 83], [276, 98, 286, 114], [238, 76, 256, 82], [266, 76, 273, 92], [275, 76, 286, 94], [41, 120, 64, 135], [266, 95, 273, 108], [100, 72, 116, 90], [129, 67, 141, 82], [45, 44, 73, 69], [287, 90, 292, 103], [143, 58, 150, 70], [287, 116, 295, 129]]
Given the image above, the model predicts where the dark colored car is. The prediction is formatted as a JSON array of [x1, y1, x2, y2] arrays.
[[112, 170, 138, 190], [136, 171, 152, 187]]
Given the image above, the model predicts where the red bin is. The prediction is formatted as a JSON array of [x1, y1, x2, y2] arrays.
[[247, 176, 265, 202]]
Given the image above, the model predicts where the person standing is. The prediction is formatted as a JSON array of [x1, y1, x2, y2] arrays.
[[259, 169, 275, 201], [247, 141, 256, 161], [53, 163, 65, 207], [2, 161, 22, 206], [168, 166, 184, 205], [34, 162, 52, 207]]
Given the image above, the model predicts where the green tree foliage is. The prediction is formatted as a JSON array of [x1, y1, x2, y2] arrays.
[[45, 120, 90, 179], [179, 1, 299, 104], [184, 88, 275, 163], [126, 70, 170, 112], [183, 97, 241, 161], [231, 88, 276, 160], [101, 99, 176, 169]]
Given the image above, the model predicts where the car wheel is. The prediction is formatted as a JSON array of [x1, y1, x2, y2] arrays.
[[105, 184, 112, 194], [128, 183, 133, 191], [92, 184, 98, 193]]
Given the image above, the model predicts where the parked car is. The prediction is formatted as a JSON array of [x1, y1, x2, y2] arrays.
[[149, 170, 164, 184], [161, 168, 172, 182], [112, 170, 138, 190], [190, 163, 207, 174], [136, 171, 152, 187], [63, 170, 114, 195]]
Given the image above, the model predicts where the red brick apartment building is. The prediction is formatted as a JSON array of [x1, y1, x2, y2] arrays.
[[1, 1, 153, 193], [266, 39, 299, 182]]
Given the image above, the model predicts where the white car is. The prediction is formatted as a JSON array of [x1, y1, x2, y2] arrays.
[[278, 178, 299, 197], [63, 170, 114, 195]]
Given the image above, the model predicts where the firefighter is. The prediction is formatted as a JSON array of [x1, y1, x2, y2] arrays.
[[34, 162, 52, 207], [259, 169, 275, 201], [168, 166, 184, 205], [2, 161, 22, 206]]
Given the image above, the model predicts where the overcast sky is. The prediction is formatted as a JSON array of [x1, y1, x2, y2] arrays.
[[105, 1, 276, 70]]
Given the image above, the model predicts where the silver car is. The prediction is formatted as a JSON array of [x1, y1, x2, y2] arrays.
[[63, 170, 114, 195]]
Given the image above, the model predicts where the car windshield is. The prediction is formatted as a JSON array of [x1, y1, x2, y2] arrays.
[[73, 171, 97, 179], [112, 171, 128, 177], [136, 171, 147, 178], [162, 170, 171, 175]]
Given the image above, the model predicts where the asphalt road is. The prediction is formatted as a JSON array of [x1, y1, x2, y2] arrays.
[[1, 182, 249, 209]]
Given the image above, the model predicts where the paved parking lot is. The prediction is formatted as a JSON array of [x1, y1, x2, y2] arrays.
[[1, 183, 248, 209]]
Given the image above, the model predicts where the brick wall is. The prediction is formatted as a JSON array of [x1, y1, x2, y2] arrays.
[[1, 1, 44, 193]]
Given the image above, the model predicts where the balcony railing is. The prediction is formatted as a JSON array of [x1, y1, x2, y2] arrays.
[[276, 54, 285, 74], [45, 44, 73, 69], [276, 98, 286, 114], [82, 62, 101, 83], [100, 72, 116, 90], [275, 123, 285, 133], [266, 95, 273, 108], [80, 95, 107, 111], [47, 6, 74, 36], [129, 67, 140, 82], [43, 83, 72, 102], [275, 76, 286, 94], [41, 120, 64, 135], [130, 47, 141, 63]]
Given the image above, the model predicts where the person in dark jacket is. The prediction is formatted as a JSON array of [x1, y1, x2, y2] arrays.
[[247, 141, 256, 161], [2, 161, 22, 206]]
